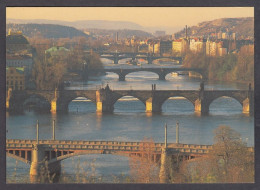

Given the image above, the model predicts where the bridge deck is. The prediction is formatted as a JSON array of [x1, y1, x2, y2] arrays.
[[6, 139, 212, 154]]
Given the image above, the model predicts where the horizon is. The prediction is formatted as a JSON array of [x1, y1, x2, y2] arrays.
[[6, 7, 254, 33]]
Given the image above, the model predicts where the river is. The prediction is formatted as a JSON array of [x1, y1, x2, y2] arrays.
[[6, 59, 254, 183]]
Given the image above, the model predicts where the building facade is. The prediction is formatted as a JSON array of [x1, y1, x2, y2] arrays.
[[6, 67, 25, 90], [159, 40, 172, 55], [6, 54, 33, 76]]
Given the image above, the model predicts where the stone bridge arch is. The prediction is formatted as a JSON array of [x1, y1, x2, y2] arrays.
[[23, 94, 51, 111], [201, 90, 253, 115], [145, 91, 199, 113], [7, 90, 54, 113], [56, 90, 96, 112]]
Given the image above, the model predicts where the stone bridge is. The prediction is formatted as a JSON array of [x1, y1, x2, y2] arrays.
[[89, 51, 182, 64], [6, 139, 212, 182], [92, 67, 205, 81], [6, 84, 254, 115]]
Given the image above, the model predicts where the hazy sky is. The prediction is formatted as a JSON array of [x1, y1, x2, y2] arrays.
[[7, 7, 253, 27]]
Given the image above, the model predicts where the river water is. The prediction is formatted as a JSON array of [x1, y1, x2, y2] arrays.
[[6, 59, 254, 183]]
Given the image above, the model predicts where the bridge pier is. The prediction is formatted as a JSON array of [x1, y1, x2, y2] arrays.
[[194, 99, 209, 115], [114, 59, 119, 64], [243, 98, 254, 115], [159, 147, 172, 183], [118, 73, 126, 81], [50, 88, 58, 113], [158, 73, 166, 80], [30, 144, 61, 183], [6, 88, 12, 110], [96, 88, 114, 113], [146, 97, 162, 113]]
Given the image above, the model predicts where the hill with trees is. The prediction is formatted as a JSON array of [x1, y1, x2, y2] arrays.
[[6, 23, 89, 39], [175, 17, 253, 40]]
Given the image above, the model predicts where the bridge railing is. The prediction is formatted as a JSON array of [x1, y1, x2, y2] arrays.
[[6, 139, 213, 154]]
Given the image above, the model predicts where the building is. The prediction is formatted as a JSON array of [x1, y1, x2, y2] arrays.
[[189, 38, 205, 53], [138, 44, 148, 52], [172, 38, 189, 55], [6, 30, 31, 54], [148, 42, 160, 54], [45, 46, 70, 58], [172, 39, 182, 55], [218, 48, 227, 56], [154, 31, 166, 37], [159, 40, 172, 55], [6, 54, 33, 77], [6, 67, 25, 90], [206, 39, 217, 56]]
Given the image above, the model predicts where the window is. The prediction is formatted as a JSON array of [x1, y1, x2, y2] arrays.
[[20, 81, 22, 85]]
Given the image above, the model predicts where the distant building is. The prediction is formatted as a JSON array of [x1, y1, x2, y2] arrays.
[[45, 46, 70, 57], [232, 33, 236, 40], [154, 31, 166, 37], [6, 54, 33, 77], [138, 44, 148, 52], [148, 42, 160, 54], [6, 30, 31, 54], [6, 67, 25, 90], [218, 48, 227, 56], [222, 33, 227, 39], [160, 40, 172, 55], [206, 39, 217, 56], [130, 36, 137, 46], [172, 39, 182, 55], [217, 32, 222, 39], [172, 38, 189, 55], [189, 38, 205, 53]]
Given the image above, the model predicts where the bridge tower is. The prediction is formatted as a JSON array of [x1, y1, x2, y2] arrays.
[[96, 85, 114, 113]]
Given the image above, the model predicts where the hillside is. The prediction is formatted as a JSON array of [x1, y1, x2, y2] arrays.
[[7, 19, 144, 30], [87, 28, 153, 38], [6, 23, 89, 39], [175, 17, 253, 39]]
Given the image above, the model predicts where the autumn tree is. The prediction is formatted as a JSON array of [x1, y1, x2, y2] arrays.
[[31, 52, 66, 90], [178, 126, 254, 183], [129, 138, 160, 183]]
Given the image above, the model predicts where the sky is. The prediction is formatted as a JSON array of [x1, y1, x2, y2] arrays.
[[6, 7, 254, 28]]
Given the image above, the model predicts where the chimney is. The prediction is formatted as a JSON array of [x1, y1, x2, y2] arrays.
[[185, 25, 188, 39]]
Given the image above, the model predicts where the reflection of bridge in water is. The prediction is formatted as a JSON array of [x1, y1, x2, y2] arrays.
[[6, 84, 254, 115]]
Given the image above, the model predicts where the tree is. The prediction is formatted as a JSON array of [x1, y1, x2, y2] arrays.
[[177, 126, 254, 183], [210, 126, 254, 183], [129, 138, 160, 183]]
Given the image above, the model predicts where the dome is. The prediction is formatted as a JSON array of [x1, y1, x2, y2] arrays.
[[6, 34, 29, 45]]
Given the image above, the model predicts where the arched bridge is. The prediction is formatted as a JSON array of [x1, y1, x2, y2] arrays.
[[6, 85, 254, 115], [89, 51, 182, 64], [6, 139, 212, 179], [92, 67, 205, 81]]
